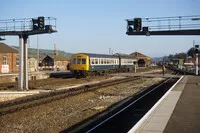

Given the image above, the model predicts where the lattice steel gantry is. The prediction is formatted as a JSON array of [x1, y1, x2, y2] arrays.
[[0, 16, 57, 91], [126, 15, 200, 36]]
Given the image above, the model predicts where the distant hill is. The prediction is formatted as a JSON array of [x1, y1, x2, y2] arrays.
[[12, 46, 73, 58]]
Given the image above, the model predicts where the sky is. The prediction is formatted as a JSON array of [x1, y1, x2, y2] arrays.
[[1, 0, 200, 57]]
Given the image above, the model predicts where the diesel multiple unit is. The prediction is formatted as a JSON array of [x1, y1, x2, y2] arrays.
[[70, 53, 137, 78]]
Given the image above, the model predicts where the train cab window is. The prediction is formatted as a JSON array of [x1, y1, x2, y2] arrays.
[[82, 58, 86, 64], [73, 58, 76, 64], [77, 58, 81, 64]]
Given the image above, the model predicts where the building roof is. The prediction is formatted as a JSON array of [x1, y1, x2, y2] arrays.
[[130, 52, 150, 58], [0, 43, 18, 53], [78, 53, 119, 59], [43, 55, 69, 61]]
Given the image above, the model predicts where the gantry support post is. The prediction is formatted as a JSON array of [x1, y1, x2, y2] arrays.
[[18, 36, 24, 91], [24, 35, 29, 90], [18, 35, 29, 91]]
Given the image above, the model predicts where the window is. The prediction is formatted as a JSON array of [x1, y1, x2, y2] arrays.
[[16, 56, 19, 65], [101, 59, 103, 64], [3, 56, 8, 65], [95, 59, 98, 64], [77, 58, 81, 64], [82, 58, 86, 64], [91, 59, 94, 64], [73, 58, 76, 64], [104, 59, 106, 64]]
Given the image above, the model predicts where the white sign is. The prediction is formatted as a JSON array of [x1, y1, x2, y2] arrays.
[[1, 65, 9, 73]]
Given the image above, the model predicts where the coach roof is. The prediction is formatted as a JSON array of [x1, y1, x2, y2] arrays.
[[78, 53, 119, 58]]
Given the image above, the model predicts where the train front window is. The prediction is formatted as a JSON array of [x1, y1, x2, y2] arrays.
[[82, 58, 86, 64], [77, 58, 81, 64], [73, 58, 76, 64]]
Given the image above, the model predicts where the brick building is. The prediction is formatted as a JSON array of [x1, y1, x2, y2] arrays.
[[130, 52, 151, 67], [0, 43, 19, 73]]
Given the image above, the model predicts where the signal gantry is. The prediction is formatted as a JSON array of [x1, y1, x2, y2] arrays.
[[0, 16, 57, 91]]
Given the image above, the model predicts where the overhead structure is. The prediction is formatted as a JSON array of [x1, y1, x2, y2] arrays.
[[126, 15, 200, 36], [0, 16, 57, 91]]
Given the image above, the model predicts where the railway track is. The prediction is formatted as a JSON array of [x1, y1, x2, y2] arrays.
[[62, 77, 178, 133], [0, 76, 142, 116]]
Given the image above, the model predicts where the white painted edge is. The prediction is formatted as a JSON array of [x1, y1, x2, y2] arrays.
[[128, 76, 184, 133]]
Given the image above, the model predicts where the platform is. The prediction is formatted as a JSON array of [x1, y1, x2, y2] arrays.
[[128, 75, 200, 133]]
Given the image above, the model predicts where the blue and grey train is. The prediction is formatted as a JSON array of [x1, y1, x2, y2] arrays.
[[70, 53, 137, 78]]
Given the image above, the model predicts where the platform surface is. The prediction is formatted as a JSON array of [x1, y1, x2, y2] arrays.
[[128, 76, 200, 133]]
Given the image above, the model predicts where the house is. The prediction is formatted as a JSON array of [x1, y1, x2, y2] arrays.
[[130, 52, 151, 67], [40, 55, 70, 71], [0, 43, 19, 73]]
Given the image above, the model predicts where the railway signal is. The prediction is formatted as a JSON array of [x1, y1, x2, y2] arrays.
[[38, 16, 45, 30], [32, 16, 45, 30], [134, 18, 142, 31], [32, 18, 38, 30]]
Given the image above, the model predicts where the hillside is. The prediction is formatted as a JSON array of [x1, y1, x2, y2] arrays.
[[12, 46, 73, 58]]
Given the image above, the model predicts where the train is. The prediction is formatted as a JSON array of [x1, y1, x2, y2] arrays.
[[69, 53, 137, 78]]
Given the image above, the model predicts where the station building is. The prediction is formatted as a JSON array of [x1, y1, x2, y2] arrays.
[[39, 55, 70, 71], [130, 52, 151, 67]]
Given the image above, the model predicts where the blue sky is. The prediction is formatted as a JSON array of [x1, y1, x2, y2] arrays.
[[1, 0, 200, 57]]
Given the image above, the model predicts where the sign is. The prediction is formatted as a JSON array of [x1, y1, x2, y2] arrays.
[[1, 65, 9, 73]]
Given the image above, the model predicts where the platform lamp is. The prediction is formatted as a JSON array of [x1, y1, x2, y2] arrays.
[[194, 45, 199, 75]]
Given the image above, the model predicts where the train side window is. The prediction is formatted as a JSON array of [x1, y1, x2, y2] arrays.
[[107, 59, 109, 64], [95, 59, 98, 64], [111, 59, 114, 64], [82, 58, 86, 64], [73, 58, 76, 64], [103, 59, 106, 64], [77, 58, 81, 64], [91, 59, 94, 64], [101, 59, 103, 64]]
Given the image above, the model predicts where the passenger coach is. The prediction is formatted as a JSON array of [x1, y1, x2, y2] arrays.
[[70, 53, 137, 78]]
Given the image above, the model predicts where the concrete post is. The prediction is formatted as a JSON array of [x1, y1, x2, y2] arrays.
[[24, 36, 29, 90], [196, 53, 198, 75], [18, 36, 24, 91]]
